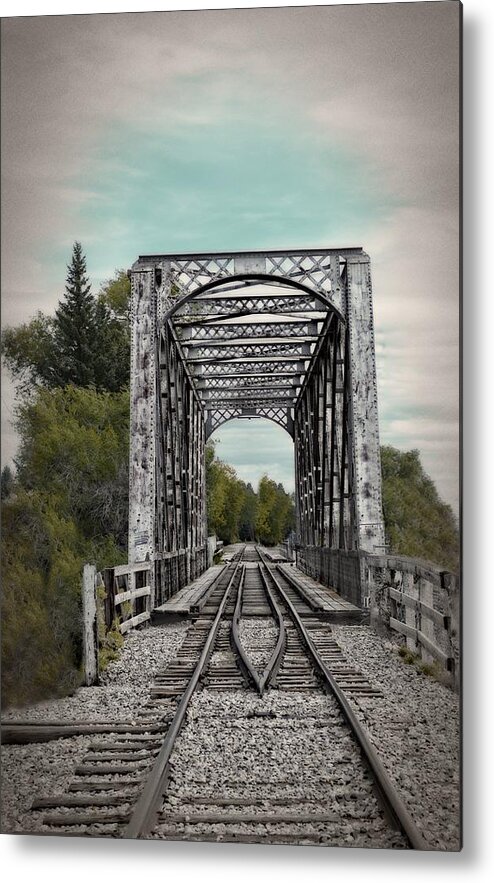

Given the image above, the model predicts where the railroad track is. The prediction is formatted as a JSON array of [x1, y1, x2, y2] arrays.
[[31, 544, 427, 848]]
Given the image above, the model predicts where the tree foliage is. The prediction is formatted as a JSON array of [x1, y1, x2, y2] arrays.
[[238, 483, 257, 542], [206, 442, 295, 545], [381, 446, 459, 572], [205, 442, 247, 544], [1, 249, 459, 708], [53, 242, 97, 387], [1, 245, 130, 394], [1, 312, 58, 393], [1, 465, 14, 501], [255, 476, 295, 545], [1, 386, 129, 708], [15, 385, 130, 546]]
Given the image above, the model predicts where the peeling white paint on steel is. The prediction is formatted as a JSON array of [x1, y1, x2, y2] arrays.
[[346, 254, 385, 554], [128, 268, 156, 571]]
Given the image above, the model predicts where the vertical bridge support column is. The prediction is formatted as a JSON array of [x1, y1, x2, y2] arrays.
[[346, 254, 385, 555], [128, 267, 156, 607]]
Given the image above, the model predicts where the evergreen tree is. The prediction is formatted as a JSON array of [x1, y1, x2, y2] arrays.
[[52, 242, 97, 387], [1, 264, 131, 394]]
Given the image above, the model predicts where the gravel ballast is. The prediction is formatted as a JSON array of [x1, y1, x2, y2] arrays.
[[1, 617, 460, 850], [155, 690, 407, 849], [329, 625, 460, 851], [1, 621, 189, 834], [238, 618, 278, 668]]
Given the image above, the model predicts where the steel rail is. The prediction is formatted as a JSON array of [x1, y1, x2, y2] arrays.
[[257, 564, 287, 693], [230, 566, 261, 692], [230, 565, 286, 697], [258, 553, 428, 850], [273, 563, 323, 613], [124, 559, 243, 839], [189, 563, 228, 613]]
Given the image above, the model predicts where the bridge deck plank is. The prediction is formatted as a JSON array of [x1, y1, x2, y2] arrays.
[[277, 564, 359, 612], [153, 565, 225, 614]]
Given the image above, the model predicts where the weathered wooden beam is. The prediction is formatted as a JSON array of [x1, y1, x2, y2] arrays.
[[119, 611, 151, 634], [113, 561, 151, 577], [82, 564, 98, 686], [33, 794, 133, 810], [389, 587, 448, 628], [389, 618, 453, 668], [1, 722, 161, 744], [114, 586, 151, 605], [42, 811, 131, 826], [389, 617, 418, 641], [417, 631, 453, 669]]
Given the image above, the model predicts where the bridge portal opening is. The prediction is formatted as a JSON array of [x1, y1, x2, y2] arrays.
[[128, 249, 385, 607], [209, 416, 295, 546]]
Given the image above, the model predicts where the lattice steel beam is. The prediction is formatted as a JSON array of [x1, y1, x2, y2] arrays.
[[205, 404, 294, 439], [190, 360, 306, 377], [198, 376, 301, 391], [203, 386, 298, 407], [185, 341, 313, 361], [178, 321, 318, 342], [205, 396, 296, 409], [174, 294, 321, 317]]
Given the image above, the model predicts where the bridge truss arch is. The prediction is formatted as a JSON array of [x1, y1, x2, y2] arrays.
[[128, 248, 385, 607]]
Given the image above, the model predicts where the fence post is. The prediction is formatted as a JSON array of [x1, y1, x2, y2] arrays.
[[82, 563, 99, 686], [102, 567, 116, 630], [403, 571, 417, 652], [419, 578, 434, 664], [207, 536, 217, 567]]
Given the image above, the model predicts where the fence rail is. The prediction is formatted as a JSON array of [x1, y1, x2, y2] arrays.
[[82, 540, 217, 684], [100, 561, 152, 634], [295, 545, 459, 690], [366, 554, 459, 688]]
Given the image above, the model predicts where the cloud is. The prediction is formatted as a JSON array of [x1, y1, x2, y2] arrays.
[[211, 419, 295, 492], [360, 204, 459, 509], [1, 5, 460, 513]]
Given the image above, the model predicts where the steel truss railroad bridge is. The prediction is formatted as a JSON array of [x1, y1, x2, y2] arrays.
[[129, 247, 385, 609]]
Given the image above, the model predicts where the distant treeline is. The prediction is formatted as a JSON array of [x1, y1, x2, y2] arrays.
[[206, 442, 295, 546], [1, 243, 459, 708], [380, 446, 459, 573]]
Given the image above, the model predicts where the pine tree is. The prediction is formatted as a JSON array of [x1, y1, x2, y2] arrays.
[[53, 242, 97, 387], [2, 265, 131, 394]]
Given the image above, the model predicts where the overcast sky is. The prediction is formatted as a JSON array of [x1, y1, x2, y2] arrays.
[[1, 1, 460, 512]]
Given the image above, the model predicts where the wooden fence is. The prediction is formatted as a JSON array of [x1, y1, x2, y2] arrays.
[[82, 560, 152, 685], [82, 540, 217, 684], [100, 561, 152, 634], [295, 545, 459, 690], [366, 554, 459, 689]]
